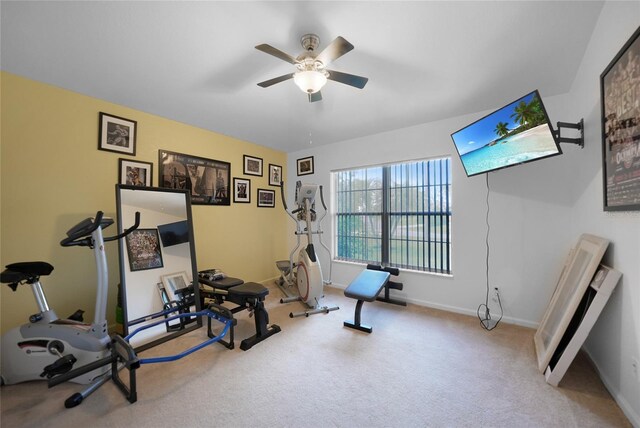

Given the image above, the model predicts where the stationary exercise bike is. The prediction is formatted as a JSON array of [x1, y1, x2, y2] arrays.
[[1, 211, 140, 386], [275, 181, 338, 317]]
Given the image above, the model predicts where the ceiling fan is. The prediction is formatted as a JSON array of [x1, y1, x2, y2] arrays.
[[255, 34, 368, 102]]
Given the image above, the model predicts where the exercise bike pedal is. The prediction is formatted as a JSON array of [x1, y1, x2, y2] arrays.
[[40, 354, 78, 379], [67, 309, 85, 322]]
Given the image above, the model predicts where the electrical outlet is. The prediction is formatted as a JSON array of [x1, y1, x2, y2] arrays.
[[632, 357, 639, 381], [492, 287, 500, 303]]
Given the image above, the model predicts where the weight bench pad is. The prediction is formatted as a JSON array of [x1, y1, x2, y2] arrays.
[[344, 270, 390, 302], [229, 282, 269, 298]]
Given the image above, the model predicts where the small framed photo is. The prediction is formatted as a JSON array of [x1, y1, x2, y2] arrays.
[[125, 229, 163, 271], [161, 271, 190, 302], [243, 155, 263, 176], [233, 177, 251, 203], [257, 188, 275, 208], [99, 112, 137, 155], [269, 164, 283, 186], [119, 158, 153, 186], [296, 156, 314, 176]]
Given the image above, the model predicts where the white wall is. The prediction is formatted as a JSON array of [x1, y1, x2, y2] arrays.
[[287, 92, 576, 328], [563, 1, 640, 424], [286, 2, 639, 423]]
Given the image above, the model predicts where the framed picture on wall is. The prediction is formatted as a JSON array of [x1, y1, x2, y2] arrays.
[[99, 112, 137, 155], [125, 229, 164, 272], [296, 156, 314, 176], [158, 149, 230, 206], [119, 158, 153, 186], [243, 155, 263, 176], [233, 177, 251, 203], [257, 188, 275, 207], [269, 164, 282, 186], [600, 25, 640, 211]]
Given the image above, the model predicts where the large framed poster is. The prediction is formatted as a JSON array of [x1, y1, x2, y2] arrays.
[[601, 25, 640, 211], [158, 150, 231, 206]]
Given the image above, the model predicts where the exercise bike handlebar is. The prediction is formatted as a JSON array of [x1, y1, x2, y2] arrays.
[[60, 211, 140, 247], [104, 212, 140, 243]]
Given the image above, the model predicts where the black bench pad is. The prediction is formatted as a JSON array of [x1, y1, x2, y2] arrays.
[[229, 282, 269, 298], [344, 270, 390, 301], [200, 276, 244, 290]]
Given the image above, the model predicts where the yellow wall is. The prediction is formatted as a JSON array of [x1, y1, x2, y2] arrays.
[[0, 72, 288, 333]]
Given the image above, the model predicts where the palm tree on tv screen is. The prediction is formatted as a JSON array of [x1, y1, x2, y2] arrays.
[[511, 95, 547, 130], [495, 122, 510, 138], [511, 100, 536, 127]]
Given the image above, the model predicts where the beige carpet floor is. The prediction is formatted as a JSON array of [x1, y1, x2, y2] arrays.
[[0, 284, 631, 427]]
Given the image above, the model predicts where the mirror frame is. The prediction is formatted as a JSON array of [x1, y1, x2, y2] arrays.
[[116, 184, 201, 351], [534, 233, 609, 372]]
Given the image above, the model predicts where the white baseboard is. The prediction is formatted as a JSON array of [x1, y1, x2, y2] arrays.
[[327, 282, 538, 329], [583, 348, 640, 428]]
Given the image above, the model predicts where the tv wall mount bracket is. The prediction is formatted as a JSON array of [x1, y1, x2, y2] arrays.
[[553, 119, 584, 148]]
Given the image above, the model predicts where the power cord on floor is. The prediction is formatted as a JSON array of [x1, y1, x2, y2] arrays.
[[477, 173, 503, 331]]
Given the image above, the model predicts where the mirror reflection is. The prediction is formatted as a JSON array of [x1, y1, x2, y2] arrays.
[[116, 185, 200, 349]]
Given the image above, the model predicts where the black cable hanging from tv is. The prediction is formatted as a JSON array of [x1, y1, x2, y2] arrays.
[[477, 173, 503, 331]]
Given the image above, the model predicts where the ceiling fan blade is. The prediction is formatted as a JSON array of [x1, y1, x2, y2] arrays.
[[257, 73, 294, 88], [326, 69, 369, 89], [308, 91, 322, 103], [255, 44, 298, 65], [315, 36, 354, 66]]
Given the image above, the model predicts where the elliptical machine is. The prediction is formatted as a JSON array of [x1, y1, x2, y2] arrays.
[[1, 211, 139, 385], [275, 181, 338, 318]]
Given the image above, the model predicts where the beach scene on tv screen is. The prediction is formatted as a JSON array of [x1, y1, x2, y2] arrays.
[[453, 92, 559, 176]]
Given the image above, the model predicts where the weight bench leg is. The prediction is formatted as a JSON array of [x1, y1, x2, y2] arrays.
[[239, 299, 281, 351], [208, 313, 236, 350], [343, 299, 373, 333]]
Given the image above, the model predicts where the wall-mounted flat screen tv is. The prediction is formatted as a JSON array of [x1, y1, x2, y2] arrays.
[[451, 90, 562, 177], [157, 220, 189, 247]]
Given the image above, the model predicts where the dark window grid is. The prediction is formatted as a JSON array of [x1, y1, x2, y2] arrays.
[[335, 159, 451, 274]]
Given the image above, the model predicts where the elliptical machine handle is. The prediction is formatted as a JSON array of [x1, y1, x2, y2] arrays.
[[280, 181, 288, 211], [319, 185, 327, 211], [104, 212, 141, 242]]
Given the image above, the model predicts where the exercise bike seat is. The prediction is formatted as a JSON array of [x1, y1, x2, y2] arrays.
[[2, 261, 54, 282]]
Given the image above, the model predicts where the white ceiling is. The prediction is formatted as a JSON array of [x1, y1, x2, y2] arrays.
[[1, 1, 604, 153]]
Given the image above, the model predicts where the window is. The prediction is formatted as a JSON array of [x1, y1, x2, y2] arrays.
[[334, 157, 451, 274]]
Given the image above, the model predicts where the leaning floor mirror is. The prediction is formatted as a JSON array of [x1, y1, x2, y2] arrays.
[[116, 185, 201, 351]]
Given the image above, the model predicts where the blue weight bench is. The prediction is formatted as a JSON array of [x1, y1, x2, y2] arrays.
[[343, 264, 406, 333]]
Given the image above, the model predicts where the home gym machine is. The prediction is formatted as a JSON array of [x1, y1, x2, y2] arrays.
[[0, 211, 140, 386], [275, 181, 338, 318], [1, 211, 235, 408]]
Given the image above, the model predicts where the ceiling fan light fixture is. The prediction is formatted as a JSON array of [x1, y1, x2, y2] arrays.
[[293, 70, 327, 94]]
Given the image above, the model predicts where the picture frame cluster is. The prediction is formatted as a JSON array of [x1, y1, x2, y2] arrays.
[[99, 112, 319, 209], [239, 155, 281, 208]]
